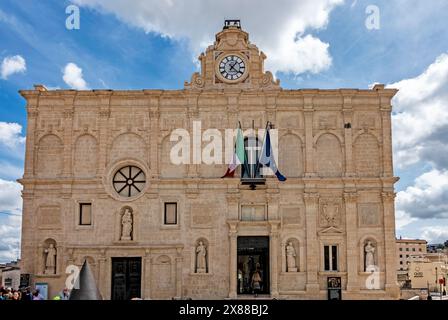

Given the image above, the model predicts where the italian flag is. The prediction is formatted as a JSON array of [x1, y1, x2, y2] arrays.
[[221, 125, 246, 178]]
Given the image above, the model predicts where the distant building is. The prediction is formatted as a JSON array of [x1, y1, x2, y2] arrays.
[[408, 258, 447, 291], [0, 260, 21, 290], [396, 239, 427, 272], [427, 244, 448, 254]]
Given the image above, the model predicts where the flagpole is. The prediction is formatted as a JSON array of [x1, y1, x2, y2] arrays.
[[254, 121, 270, 177], [239, 121, 251, 178]]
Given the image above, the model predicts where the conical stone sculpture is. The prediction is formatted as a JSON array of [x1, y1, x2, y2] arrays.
[[69, 260, 103, 300]]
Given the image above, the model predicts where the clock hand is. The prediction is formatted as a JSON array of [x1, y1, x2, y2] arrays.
[[229, 61, 238, 73]]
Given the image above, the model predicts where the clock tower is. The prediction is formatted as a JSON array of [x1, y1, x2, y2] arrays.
[[185, 20, 280, 90]]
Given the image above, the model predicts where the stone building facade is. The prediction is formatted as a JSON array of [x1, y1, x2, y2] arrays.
[[396, 238, 427, 272], [19, 22, 399, 299]]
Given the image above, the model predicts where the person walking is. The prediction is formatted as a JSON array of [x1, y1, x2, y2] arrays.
[[251, 267, 262, 297]]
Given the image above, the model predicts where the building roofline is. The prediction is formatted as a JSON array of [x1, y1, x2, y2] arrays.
[[396, 239, 428, 243], [19, 85, 398, 100]]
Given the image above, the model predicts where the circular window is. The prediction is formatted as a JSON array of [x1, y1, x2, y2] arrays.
[[112, 165, 146, 198]]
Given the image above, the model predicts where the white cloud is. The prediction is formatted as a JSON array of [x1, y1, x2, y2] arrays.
[[395, 209, 417, 230], [388, 53, 448, 169], [396, 169, 448, 220], [1, 55, 26, 79], [0, 122, 26, 155], [72, 0, 342, 75], [0, 161, 24, 180], [266, 34, 332, 75], [0, 179, 22, 263], [0, 179, 22, 214], [421, 226, 448, 245], [63, 62, 88, 89]]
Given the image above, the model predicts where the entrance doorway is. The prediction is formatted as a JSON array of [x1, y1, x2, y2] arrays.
[[111, 257, 141, 300], [237, 236, 269, 295]]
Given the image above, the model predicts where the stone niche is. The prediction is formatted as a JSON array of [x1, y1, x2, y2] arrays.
[[314, 134, 343, 177], [36, 134, 64, 177], [73, 134, 98, 177], [353, 133, 380, 177]]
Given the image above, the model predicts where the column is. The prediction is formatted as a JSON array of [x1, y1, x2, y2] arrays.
[[226, 94, 239, 129], [269, 221, 280, 297], [344, 192, 359, 291], [265, 94, 277, 126], [267, 188, 280, 222], [227, 221, 238, 298], [226, 193, 240, 221], [281, 241, 286, 273], [143, 249, 152, 299], [303, 102, 314, 176], [37, 244, 44, 275], [23, 106, 38, 178], [148, 96, 160, 178], [98, 251, 107, 299], [381, 105, 393, 177], [304, 192, 319, 294], [97, 95, 111, 176], [175, 247, 183, 298], [62, 95, 75, 176], [382, 192, 400, 298], [342, 93, 355, 176]]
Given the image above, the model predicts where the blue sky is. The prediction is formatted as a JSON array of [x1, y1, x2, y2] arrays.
[[1, 0, 448, 262]]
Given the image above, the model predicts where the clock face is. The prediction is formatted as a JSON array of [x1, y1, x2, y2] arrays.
[[218, 55, 246, 81]]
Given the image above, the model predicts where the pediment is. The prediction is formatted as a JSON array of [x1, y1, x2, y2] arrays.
[[318, 226, 344, 235]]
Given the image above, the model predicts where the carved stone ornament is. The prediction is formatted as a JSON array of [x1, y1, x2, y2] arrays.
[[320, 202, 341, 227]]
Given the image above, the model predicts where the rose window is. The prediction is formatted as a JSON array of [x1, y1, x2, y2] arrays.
[[113, 166, 146, 197]]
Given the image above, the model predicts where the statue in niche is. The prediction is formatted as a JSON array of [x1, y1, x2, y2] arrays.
[[286, 242, 298, 272], [44, 243, 57, 274], [196, 241, 207, 273], [120, 208, 133, 241], [321, 203, 339, 226], [364, 241, 376, 271]]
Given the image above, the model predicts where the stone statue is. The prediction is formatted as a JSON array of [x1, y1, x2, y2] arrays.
[[365, 241, 376, 270], [44, 243, 57, 274], [120, 208, 133, 241], [196, 241, 207, 273], [286, 242, 297, 272]]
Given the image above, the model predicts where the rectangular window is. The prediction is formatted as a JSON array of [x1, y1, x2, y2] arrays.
[[400, 261, 403, 264], [324, 245, 338, 271], [324, 246, 330, 271], [164, 202, 177, 225], [399, 248, 402, 251], [79, 203, 92, 225], [4, 278, 12, 287], [412, 248, 415, 251], [419, 248, 422, 252], [406, 248, 409, 251], [399, 254, 402, 258]]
